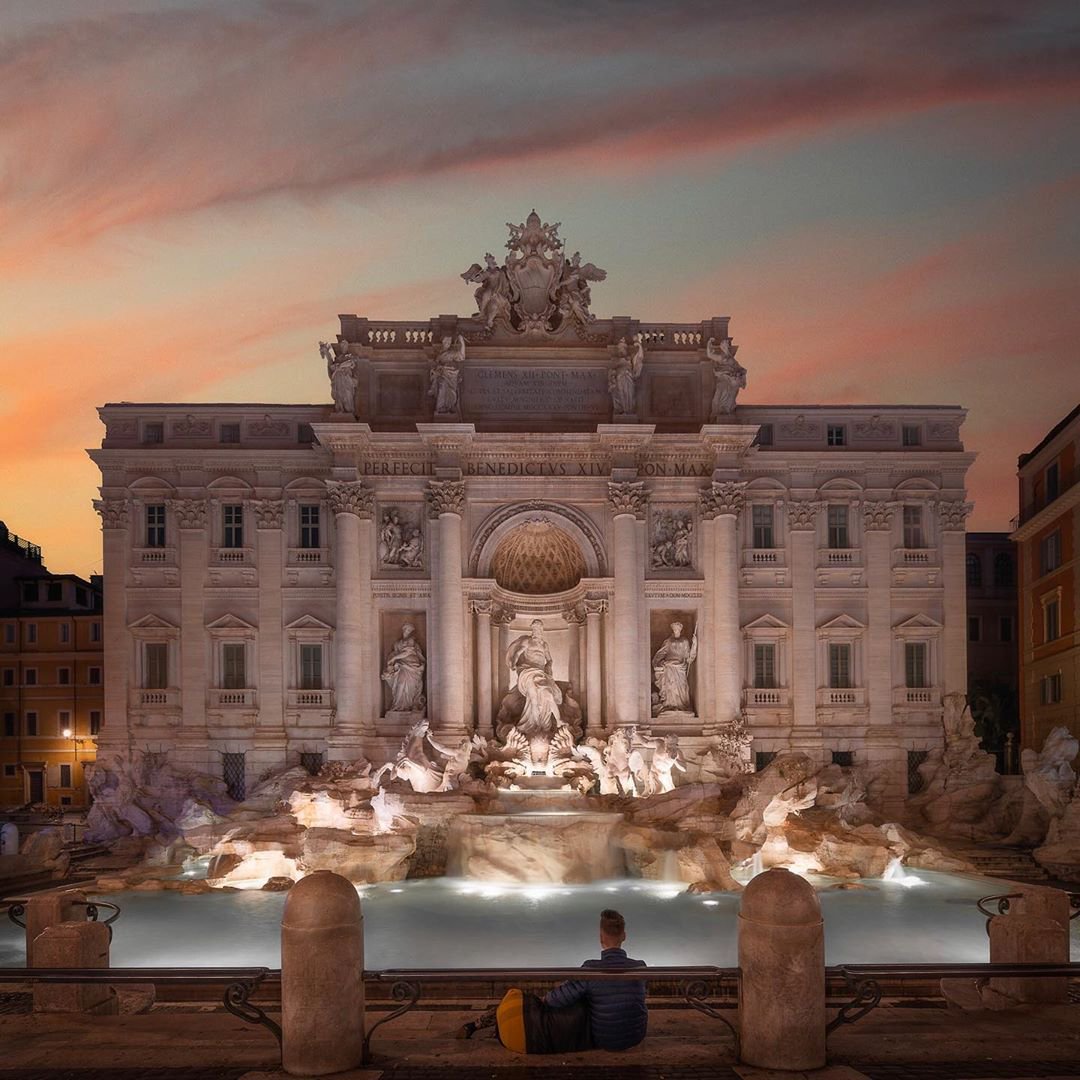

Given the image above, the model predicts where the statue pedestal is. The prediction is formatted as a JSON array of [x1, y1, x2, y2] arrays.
[[378, 712, 427, 738], [649, 711, 699, 735]]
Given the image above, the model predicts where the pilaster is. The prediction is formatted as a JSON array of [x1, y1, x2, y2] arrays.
[[608, 481, 648, 727], [788, 502, 821, 729], [93, 498, 130, 755], [250, 499, 284, 734], [169, 498, 208, 734]]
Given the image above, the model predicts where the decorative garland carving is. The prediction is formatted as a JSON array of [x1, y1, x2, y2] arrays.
[[861, 501, 895, 531], [248, 499, 284, 530], [562, 604, 587, 625], [608, 481, 648, 518], [326, 480, 375, 518], [168, 499, 208, 530], [699, 480, 746, 519], [426, 480, 466, 517], [93, 498, 129, 530], [938, 501, 973, 531], [786, 501, 822, 531]]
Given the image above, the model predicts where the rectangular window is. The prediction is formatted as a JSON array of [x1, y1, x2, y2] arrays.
[[59, 763, 72, 788], [26, 711, 37, 736], [1040, 531, 1061, 576], [58, 710, 71, 733], [59, 622, 70, 643], [90, 710, 101, 736], [75, 587, 87, 606], [146, 504, 166, 548], [220, 423, 241, 444], [222, 643, 246, 689], [47, 582, 62, 602], [826, 424, 846, 447], [902, 505, 925, 549], [2, 669, 12, 687], [827, 504, 849, 549], [1045, 462, 1059, 501], [22, 581, 38, 603], [1044, 599, 1060, 642], [3, 713, 14, 737], [828, 643, 852, 688], [299, 505, 321, 549], [222, 504, 244, 549], [1041, 673, 1063, 705], [755, 424, 773, 447], [967, 617, 981, 643], [223, 752, 246, 801], [60, 796, 71, 806], [24, 669, 37, 686], [753, 643, 777, 689], [3, 624, 14, 644], [905, 642, 928, 688], [3, 764, 15, 778], [58, 667, 71, 685], [144, 643, 169, 689], [999, 616, 1014, 643], [143, 422, 163, 444], [26, 623, 37, 644], [91, 621, 101, 643], [88, 666, 102, 685], [831, 750, 854, 767], [751, 504, 774, 549], [902, 424, 922, 447], [299, 644, 323, 690]]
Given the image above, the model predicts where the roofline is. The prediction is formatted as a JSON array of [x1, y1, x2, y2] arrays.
[[1018, 403, 1080, 468]]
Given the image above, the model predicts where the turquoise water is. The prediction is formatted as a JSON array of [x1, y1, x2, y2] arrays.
[[2, 871, 1076, 969]]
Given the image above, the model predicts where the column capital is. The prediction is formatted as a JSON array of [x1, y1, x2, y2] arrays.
[[168, 498, 207, 530], [327, 480, 374, 519], [93, 497, 129, 530], [861, 500, 896, 531], [490, 603, 517, 626], [248, 498, 284, 530], [699, 480, 746, 519], [937, 500, 974, 532], [562, 604, 587, 625], [583, 598, 608, 617], [786, 500, 823, 531], [426, 479, 466, 517], [470, 598, 494, 617], [608, 480, 648, 518]]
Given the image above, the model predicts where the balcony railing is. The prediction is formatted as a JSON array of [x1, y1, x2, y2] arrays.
[[130, 688, 180, 709], [744, 687, 790, 707], [897, 548, 934, 566], [819, 548, 860, 567], [134, 547, 176, 564], [212, 547, 254, 565], [893, 686, 941, 707], [287, 688, 333, 709], [208, 688, 258, 708], [288, 547, 327, 565], [817, 687, 867, 707], [744, 549, 783, 566]]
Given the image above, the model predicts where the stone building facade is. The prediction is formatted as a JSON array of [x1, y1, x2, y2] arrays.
[[91, 217, 974, 812]]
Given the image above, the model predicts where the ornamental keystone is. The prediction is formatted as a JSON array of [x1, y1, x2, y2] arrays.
[[426, 479, 466, 517], [608, 481, 648, 518], [326, 480, 374, 518]]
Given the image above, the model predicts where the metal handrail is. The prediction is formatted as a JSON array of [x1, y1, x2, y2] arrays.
[[5, 899, 121, 942]]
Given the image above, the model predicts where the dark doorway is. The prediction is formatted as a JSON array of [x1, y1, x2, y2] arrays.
[[28, 770, 44, 803]]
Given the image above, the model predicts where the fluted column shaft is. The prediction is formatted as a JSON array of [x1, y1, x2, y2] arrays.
[[428, 481, 467, 734], [609, 482, 647, 728], [585, 600, 604, 732]]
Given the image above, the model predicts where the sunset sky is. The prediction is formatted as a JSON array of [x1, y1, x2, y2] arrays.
[[1, 1, 1078, 577]]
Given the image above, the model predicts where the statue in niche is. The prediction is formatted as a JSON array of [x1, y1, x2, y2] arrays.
[[652, 621, 698, 714], [321, 341, 358, 416], [651, 511, 694, 568], [707, 336, 746, 418], [381, 624, 426, 713], [461, 252, 513, 328], [554, 250, 607, 325], [608, 333, 645, 416], [429, 334, 464, 415], [507, 619, 563, 739]]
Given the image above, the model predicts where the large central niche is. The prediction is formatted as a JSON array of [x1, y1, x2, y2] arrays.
[[490, 520, 586, 595]]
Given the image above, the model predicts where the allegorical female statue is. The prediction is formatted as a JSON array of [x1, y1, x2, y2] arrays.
[[652, 621, 698, 714], [382, 624, 426, 713], [506, 620, 563, 735], [429, 334, 464, 415], [321, 341, 358, 416], [707, 336, 746, 418], [608, 333, 645, 415]]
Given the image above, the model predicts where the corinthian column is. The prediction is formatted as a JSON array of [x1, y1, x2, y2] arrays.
[[327, 480, 375, 742], [787, 502, 822, 729], [471, 599, 493, 736], [93, 498, 130, 755], [939, 501, 973, 695], [583, 599, 606, 732], [700, 481, 745, 734], [427, 480, 467, 735], [862, 501, 895, 730], [250, 499, 284, 733], [608, 481, 647, 728]]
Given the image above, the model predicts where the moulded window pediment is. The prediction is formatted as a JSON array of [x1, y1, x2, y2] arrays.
[[817, 613, 865, 632], [742, 613, 790, 633], [207, 475, 254, 491], [893, 613, 943, 634], [128, 613, 179, 632], [206, 613, 258, 634], [286, 614, 334, 632]]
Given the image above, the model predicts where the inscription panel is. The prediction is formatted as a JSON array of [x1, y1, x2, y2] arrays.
[[463, 366, 609, 416]]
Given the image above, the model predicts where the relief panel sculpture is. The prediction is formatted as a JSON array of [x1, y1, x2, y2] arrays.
[[378, 506, 425, 569], [650, 508, 695, 569]]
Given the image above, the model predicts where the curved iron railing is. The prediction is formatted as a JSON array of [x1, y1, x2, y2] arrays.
[[3, 898, 121, 941]]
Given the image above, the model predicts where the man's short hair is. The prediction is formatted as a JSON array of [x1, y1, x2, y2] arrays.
[[600, 909, 625, 938]]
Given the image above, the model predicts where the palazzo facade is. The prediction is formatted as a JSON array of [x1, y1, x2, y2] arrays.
[[91, 216, 974, 812]]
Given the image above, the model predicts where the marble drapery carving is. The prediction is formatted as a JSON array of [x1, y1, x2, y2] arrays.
[[652, 621, 698, 715], [321, 342, 358, 416], [382, 625, 426, 713], [707, 336, 746, 418], [609, 334, 644, 416], [429, 335, 464, 416]]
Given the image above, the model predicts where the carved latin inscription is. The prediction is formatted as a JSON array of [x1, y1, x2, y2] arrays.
[[464, 367, 609, 415]]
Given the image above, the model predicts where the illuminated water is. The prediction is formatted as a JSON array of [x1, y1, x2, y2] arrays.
[[2, 871, 1076, 969]]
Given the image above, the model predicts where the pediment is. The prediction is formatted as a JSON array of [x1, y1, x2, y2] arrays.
[[742, 613, 789, 631], [894, 613, 943, 631], [817, 613, 866, 631], [206, 613, 257, 632], [285, 614, 334, 631], [128, 613, 178, 631]]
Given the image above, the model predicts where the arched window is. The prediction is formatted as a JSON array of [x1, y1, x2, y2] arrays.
[[993, 551, 1014, 587], [966, 552, 982, 587]]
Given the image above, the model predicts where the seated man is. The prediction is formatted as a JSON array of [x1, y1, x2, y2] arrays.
[[459, 908, 648, 1054]]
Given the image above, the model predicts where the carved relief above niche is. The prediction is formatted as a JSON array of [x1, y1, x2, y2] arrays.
[[377, 505, 425, 570], [650, 507, 695, 571]]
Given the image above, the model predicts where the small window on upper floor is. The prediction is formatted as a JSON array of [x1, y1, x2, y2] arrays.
[[966, 552, 982, 587], [993, 552, 1014, 587], [967, 617, 981, 643], [1040, 531, 1061, 576], [143, 422, 164, 445], [755, 424, 773, 447], [3, 624, 14, 645], [222, 504, 244, 549], [902, 505, 926, 549], [47, 582, 62, 602], [827, 424, 846, 447], [146, 504, 166, 548], [220, 423, 241, 444], [90, 622, 101, 643], [1044, 598, 1060, 642], [1045, 461, 1059, 502], [751, 504, 775, 549], [999, 616, 1014, 643], [2, 669, 13, 687], [827, 504, 850, 549], [88, 666, 102, 685], [902, 424, 922, 447], [75, 587, 87, 606], [24, 669, 37, 686], [22, 581, 38, 603], [58, 623, 69, 644], [299, 505, 321, 549], [90, 710, 101, 735], [26, 623, 37, 644], [58, 667, 70, 685]]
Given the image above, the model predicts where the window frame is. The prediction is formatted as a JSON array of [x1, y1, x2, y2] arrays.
[[826, 424, 846, 447], [751, 503, 775, 549]]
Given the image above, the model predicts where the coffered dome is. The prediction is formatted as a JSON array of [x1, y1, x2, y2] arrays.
[[490, 519, 586, 595]]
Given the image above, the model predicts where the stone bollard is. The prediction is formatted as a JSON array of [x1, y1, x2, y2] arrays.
[[24, 889, 87, 963], [737, 867, 826, 1071], [281, 870, 365, 1076], [33, 921, 117, 1014], [989, 911, 1069, 1005]]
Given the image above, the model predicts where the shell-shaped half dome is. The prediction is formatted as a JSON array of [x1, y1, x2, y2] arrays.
[[491, 519, 586, 595]]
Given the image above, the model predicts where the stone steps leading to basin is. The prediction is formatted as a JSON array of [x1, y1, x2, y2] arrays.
[[957, 848, 1050, 882]]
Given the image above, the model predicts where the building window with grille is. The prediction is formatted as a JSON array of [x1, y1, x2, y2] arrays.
[[999, 616, 1014, 643], [26, 712, 37, 736], [222, 505, 244, 549], [59, 763, 72, 788], [902, 424, 922, 447], [905, 642, 928, 688], [300, 752, 324, 776], [299, 505, 321, 549], [146, 504, 166, 548], [222, 753, 246, 801], [220, 423, 241, 444], [831, 750, 854, 767], [826, 424, 846, 447], [221, 643, 246, 689], [753, 644, 777, 689], [751, 504, 774, 548], [1041, 673, 1062, 705], [1040, 531, 1060, 576], [144, 643, 169, 689], [966, 553, 982, 586], [90, 710, 101, 736], [300, 644, 323, 690], [828, 643, 853, 688], [907, 749, 929, 793], [1044, 598, 1060, 642], [827, 504, 850, 549], [993, 552, 1014, 587], [902, 505, 925, 549]]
